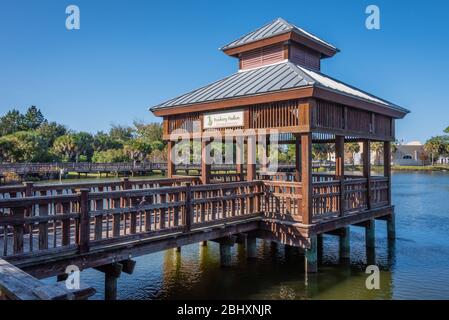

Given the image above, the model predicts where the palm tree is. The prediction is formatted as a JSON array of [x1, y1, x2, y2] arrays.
[[371, 142, 383, 165], [345, 142, 360, 168]]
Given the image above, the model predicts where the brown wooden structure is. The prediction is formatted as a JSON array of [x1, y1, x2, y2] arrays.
[[0, 18, 408, 299]]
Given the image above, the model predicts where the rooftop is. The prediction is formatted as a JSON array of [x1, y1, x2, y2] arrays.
[[150, 61, 409, 115], [220, 18, 338, 53]]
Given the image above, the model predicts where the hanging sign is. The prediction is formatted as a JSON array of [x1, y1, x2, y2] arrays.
[[203, 110, 244, 129]]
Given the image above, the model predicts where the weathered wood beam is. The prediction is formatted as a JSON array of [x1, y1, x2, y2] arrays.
[[301, 132, 313, 224]]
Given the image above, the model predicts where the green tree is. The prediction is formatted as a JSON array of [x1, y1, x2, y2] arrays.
[[109, 124, 134, 142], [0, 131, 50, 162], [425, 136, 449, 165], [73, 132, 94, 162], [53, 134, 77, 162], [23, 106, 45, 130], [134, 121, 163, 142], [36, 121, 67, 147], [92, 149, 129, 163], [93, 131, 122, 151], [345, 142, 360, 166], [444, 126, 449, 134], [371, 142, 383, 165], [0, 109, 25, 136], [124, 138, 152, 164], [312, 143, 334, 161]]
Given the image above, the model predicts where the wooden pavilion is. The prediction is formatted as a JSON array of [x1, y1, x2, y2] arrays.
[[151, 18, 409, 271], [0, 19, 411, 299]]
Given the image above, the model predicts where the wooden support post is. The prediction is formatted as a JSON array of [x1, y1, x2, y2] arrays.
[[200, 241, 207, 247], [235, 137, 244, 181], [305, 235, 318, 273], [295, 134, 301, 182], [387, 213, 396, 240], [167, 140, 175, 178], [184, 183, 192, 232], [339, 227, 350, 261], [176, 247, 181, 252], [365, 220, 375, 249], [247, 135, 256, 181], [77, 188, 90, 254], [246, 237, 257, 259], [335, 135, 345, 216], [301, 133, 312, 224], [96, 263, 122, 300], [317, 234, 323, 263], [363, 140, 372, 209], [220, 243, 232, 267], [201, 139, 211, 184], [384, 141, 392, 205]]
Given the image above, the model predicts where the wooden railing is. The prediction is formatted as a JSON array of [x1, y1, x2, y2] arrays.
[[0, 181, 263, 258], [0, 174, 391, 259], [311, 175, 390, 221], [264, 181, 302, 221], [0, 177, 199, 200]]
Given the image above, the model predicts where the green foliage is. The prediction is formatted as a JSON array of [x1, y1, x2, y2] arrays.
[[109, 124, 134, 142], [124, 138, 152, 163], [37, 121, 67, 147], [0, 106, 166, 164], [424, 135, 449, 164], [0, 109, 25, 136], [0, 131, 53, 162], [92, 149, 129, 163], [23, 106, 44, 130], [134, 121, 163, 142], [93, 131, 122, 151]]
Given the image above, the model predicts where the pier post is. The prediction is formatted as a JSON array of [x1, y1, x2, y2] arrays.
[[365, 220, 376, 265], [317, 234, 323, 263], [387, 213, 396, 240], [365, 220, 375, 249], [176, 246, 181, 252], [200, 241, 207, 247], [220, 243, 232, 267], [95, 263, 123, 300], [217, 236, 236, 267], [305, 235, 318, 273], [246, 237, 257, 259], [339, 227, 350, 261]]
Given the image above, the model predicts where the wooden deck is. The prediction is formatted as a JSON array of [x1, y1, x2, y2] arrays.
[[0, 173, 392, 279]]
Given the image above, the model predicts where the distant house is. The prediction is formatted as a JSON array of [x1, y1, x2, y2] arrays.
[[392, 141, 429, 166]]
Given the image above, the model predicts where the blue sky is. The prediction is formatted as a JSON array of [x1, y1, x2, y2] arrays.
[[0, 0, 448, 142]]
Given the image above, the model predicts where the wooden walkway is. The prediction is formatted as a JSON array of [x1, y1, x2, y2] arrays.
[[0, 173, 394, 299]]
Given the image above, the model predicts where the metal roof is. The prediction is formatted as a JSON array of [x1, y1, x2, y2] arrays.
[[150, 61, 409, 114], [220, 18, 338, 52]]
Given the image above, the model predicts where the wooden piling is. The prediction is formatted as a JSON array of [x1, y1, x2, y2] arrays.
[[305, 235, 318, 273], [339, 227, 350, 260], [246, 237, 257, 259]]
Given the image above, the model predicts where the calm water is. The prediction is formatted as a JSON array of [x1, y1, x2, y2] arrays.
[[47, 172, 449, 299]]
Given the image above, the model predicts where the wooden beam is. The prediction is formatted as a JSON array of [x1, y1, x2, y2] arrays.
[[363, 140, 372, 210], [247, 135, 256, 181], [301, 132, 312, 224], [167, 140, 175, 178], [295, 134, 301, 182], [201, 139, 211, 184], [384, 141, 391, 205], [335, 135, 345, 216]]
